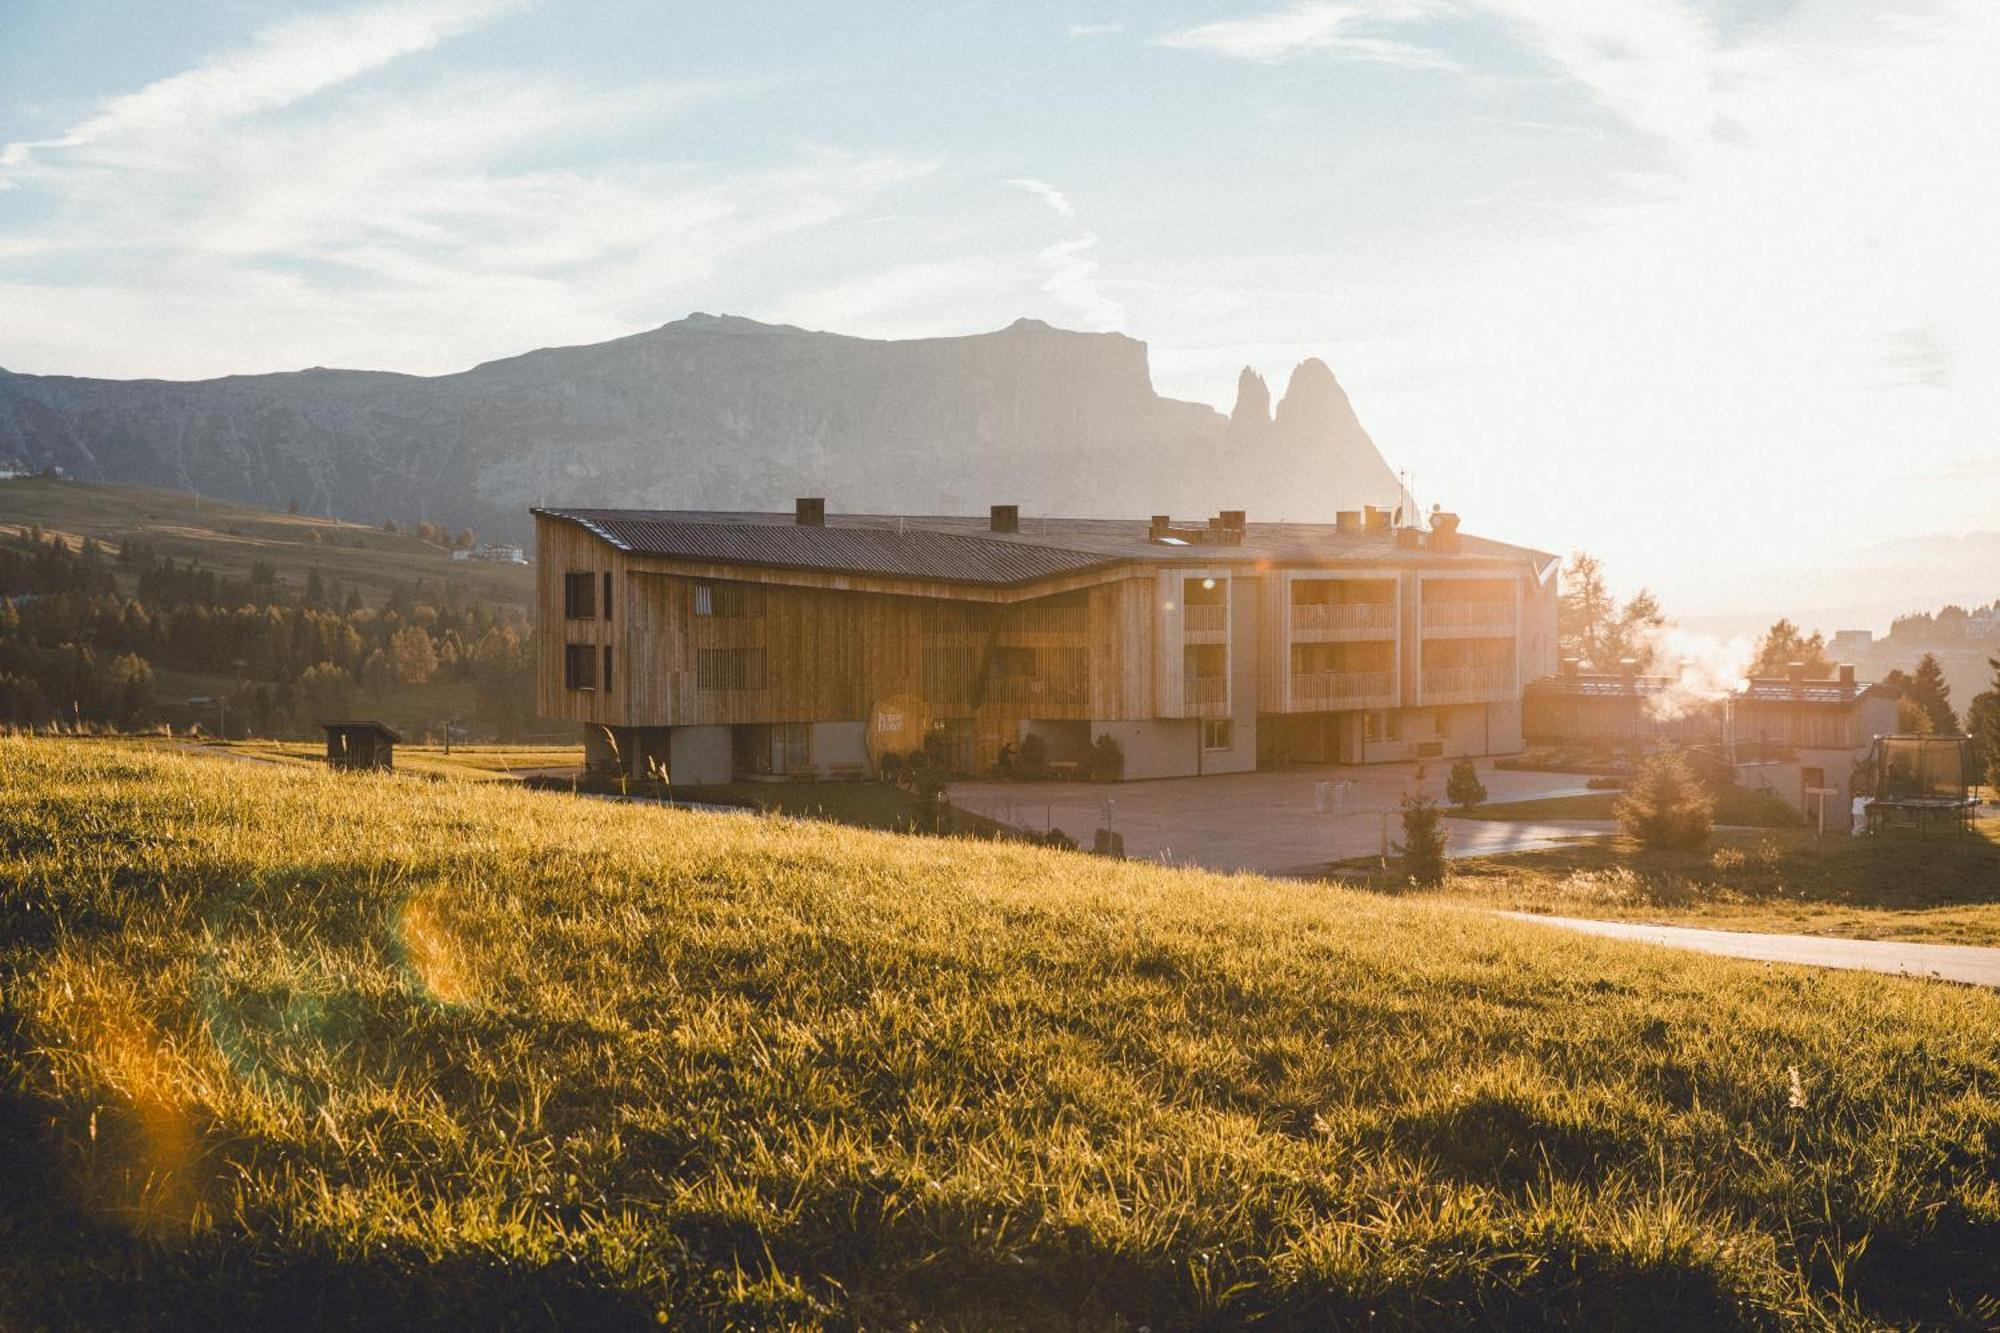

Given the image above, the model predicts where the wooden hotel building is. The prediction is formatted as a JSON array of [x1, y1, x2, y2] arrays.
[[535, 500, 1558, 783]]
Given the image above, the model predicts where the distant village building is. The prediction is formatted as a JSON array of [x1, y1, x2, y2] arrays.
[[533, 500, 1559, 783], [1523, 661, 1898, 813], [321, 720, 401, 771], [451, 543, 528, 564]]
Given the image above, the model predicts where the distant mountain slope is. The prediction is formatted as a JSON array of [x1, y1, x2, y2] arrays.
[[0, 315, 1404, 539], [0, 475, 530, 610]]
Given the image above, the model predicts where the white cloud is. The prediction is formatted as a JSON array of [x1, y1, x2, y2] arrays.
[[1006, 177, 1076, 219], [1, 0, 528, 169], [1158, 2, 1454, 70]]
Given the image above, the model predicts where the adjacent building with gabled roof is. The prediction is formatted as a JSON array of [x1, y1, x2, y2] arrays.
[[534, 499, 1559, 783]]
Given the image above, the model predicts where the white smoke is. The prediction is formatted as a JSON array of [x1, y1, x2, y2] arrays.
[[1635, 625, 1755, 721]]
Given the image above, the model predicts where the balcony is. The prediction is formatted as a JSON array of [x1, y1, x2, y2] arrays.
[[1291, 670, 1396, 710], [1421, 665, 1515, 702], [985, 676, 1087, 707], [1421, 600, 1515, 637], [1183, 602, 1229, 637], [1291, 601, 1396, 638], [1182, 673, 1229, 716]]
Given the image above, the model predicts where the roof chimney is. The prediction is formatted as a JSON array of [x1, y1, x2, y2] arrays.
[[1787, 660, 1807, 683], [1559, 657, 1581, 677], [1394, 527, 1423, 550], [1428, 511, 1461, 554], [1219, 509, 1246, 532], [1335, 510, 1362, 536], [1364, 505, 1392, 535], [795, 497, 825, 527], [990, 503, 1019, 534], [1838, 663, 1856, 686], [1619, 657, 1639, 679]]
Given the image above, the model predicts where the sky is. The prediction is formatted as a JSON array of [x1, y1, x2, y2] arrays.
[[1, 0, 1996, 619]]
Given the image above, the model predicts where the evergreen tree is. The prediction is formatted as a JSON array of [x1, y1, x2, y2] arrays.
[[1910, 653, 1958, 736], [1395, 793, 1449, 886], [1616, 752, 1714, 850], [1445, 758, 1487, 810]]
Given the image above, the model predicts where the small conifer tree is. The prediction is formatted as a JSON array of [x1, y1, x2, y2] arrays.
[[1396, 792, 1448, 886], [1616, 751, 1714, 850], [1445, 757, 1487, 810]]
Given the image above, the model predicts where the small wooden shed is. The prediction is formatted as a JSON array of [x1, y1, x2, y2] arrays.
[[321, 720, 402, 771]]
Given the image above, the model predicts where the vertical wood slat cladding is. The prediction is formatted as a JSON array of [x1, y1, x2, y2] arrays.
[[542, 513, 1157, 742]]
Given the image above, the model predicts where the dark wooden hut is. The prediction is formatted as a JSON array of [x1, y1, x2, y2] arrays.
[[321, 720, 402, 771]]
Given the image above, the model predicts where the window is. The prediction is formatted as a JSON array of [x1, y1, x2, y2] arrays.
[[991, 646, 1036, 677], [602, 571, 613, 621], [1365, 712, 1380, 742], [563, 643, 597, 690], [1202, 718, 1234, 751], [1387, 711, 1403, 741], [563, 571, 596, 619], [693, 580, 763, 618], [602, 645, 613, 695], [697, 647, 767, 691]]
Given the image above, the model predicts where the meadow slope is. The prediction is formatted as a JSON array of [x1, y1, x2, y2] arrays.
[[4, 739, 2000, 1329]]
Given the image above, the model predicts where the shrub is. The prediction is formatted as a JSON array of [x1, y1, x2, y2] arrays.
[[1087, 734, 1125, 782], [1616, 752, 1714, 850], [1396, 792, 1448, 886], [1445, 757, 1487, 810]]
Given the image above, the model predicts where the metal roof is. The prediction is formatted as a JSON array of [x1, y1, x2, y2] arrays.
[[533, 507, 1554, 587], [534, 509, 1118, 586]]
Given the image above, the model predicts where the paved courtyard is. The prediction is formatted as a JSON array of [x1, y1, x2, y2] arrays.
[[951, 759, 1603, 877]]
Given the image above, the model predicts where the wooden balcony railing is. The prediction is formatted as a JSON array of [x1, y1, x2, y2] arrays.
[[985, 677, 1086, 705], [1183, 603, 1228, 635], [1291, 602, 1395, 633], [1421, 600, 1515, 632], [1183, 674, 1228, 707], [1422, 666, 1514, 697], [1291, 670, 1395, 704]]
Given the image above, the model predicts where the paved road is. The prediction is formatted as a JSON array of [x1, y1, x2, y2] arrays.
[[951, 760, 1604, 875], [1502, 913, 2000, 987]]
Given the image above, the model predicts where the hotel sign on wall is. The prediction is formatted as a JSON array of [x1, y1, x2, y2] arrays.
[[868, 694, 929, 758]]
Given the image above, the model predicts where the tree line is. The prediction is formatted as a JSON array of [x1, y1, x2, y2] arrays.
[[0, 528, 534, 738]]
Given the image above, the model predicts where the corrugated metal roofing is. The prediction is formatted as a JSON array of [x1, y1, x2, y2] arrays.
[[535, 510, 1118, 586], [534, 507, 1555, 587]]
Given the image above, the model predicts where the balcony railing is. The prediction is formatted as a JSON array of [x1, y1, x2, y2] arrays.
[[1184, 603, 1228, 635], [1422, 666, 1514, 697], [1183, 674, 1228, 707], [985, 676, 1086, 706], [1421, 600, 1515, 633], [1291, 670, 1395, 704], [1291, 602, 1395, 633]]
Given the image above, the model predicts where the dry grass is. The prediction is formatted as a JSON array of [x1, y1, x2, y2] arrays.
[[1418, 820, 2000, 946], [5, 738, 2000, 1329]]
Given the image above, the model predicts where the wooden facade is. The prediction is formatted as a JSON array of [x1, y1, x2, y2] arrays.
[[536, 510, 1557, 779]]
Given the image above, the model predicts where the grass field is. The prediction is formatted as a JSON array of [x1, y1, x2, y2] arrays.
[[1459, 786, 1803, 828], [1420, 818, 2000, 947], [205, 739, 584, 782], [0, 475, 531, 610], [6, 739, 2000, 1328]]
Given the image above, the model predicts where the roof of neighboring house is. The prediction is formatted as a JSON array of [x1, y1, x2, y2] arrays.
[[1526, 674, 1894, 708], [532, 508, 1555, 587], [1735, 679, 1895, 707], [319, 720, 403, 741]]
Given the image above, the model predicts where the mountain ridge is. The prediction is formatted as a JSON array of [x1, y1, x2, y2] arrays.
[[0, 314, 1405, 540]]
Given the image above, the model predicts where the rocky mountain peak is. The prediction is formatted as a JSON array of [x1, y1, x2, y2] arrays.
[[1229, 367, 1272, 430]]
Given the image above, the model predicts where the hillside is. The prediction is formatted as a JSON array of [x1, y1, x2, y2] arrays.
[[0, 475, 531, 612], [5, 739, 1999, 1328], [0, 315, 1406, 541]]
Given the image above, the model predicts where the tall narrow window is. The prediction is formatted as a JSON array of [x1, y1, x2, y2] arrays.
[[563, 643, 597, 690], [602, 646, 613, 695], [563, 571, 596, 619], [602, 570, 613, 621]]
